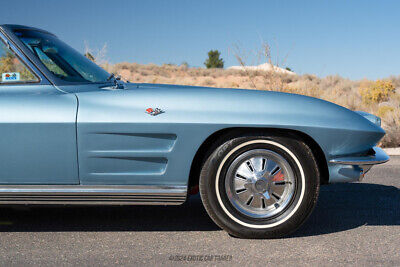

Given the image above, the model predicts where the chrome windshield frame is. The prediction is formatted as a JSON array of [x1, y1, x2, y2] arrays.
[[0, 24, 112, 87]]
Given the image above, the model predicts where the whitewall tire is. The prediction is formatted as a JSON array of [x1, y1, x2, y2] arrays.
[[199, 132, 320, 238]]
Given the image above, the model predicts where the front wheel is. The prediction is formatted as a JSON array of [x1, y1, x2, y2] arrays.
[[199, 133, 320, 238]]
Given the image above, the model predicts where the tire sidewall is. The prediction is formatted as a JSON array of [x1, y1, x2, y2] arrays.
[[200, 134, 319, 237]]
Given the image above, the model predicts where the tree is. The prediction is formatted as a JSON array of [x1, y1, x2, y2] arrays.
[[84, 52, 96, 62], [204, 50, 224, 68]]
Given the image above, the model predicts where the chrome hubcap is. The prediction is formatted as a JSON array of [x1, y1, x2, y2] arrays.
[[225, 149, 296, 219]]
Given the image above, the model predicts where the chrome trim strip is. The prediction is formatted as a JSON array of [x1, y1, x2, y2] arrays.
[[0, 185, 187, 205], [329, 147, 390, 165]]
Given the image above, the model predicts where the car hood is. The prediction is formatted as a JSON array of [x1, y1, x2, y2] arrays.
[[130, 83, 383, 130]]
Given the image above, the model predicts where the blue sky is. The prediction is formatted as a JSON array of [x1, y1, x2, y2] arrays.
[[1, 0, 399, 79]]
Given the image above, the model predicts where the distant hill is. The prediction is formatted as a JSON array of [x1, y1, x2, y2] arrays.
[[228, 62, 296, 75]]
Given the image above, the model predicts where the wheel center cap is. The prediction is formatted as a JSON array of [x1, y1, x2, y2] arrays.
[[254, 179, 267, 192]]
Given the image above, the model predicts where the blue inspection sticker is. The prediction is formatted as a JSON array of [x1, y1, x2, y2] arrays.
[[2, 72, 20, 82]]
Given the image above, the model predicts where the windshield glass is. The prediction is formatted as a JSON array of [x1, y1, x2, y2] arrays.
[[14, 30, 110, 83]]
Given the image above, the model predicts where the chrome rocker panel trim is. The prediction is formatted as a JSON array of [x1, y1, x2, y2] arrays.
[[329, 147, 389, 165], [0, 185, 187, 205]]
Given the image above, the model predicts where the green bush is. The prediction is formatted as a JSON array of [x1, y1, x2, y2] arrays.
[[204, 50, 224, 69]]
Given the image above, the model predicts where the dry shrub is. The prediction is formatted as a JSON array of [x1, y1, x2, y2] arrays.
[[359, 80, 396, 104], [201, 77, 216, 86], [380, 107, 400, 147], [377, 105, 395, 118]]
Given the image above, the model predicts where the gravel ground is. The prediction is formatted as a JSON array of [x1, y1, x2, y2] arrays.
[[0, 157, 398, 266]]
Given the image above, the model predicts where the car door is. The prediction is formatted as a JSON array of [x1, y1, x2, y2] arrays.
[[0, 33, 79, 184]]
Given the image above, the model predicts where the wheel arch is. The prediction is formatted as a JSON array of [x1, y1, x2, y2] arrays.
[[188, 127, 329, 194]]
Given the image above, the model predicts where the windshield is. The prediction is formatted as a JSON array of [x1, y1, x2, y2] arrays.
[[14, 30, 110, 83]]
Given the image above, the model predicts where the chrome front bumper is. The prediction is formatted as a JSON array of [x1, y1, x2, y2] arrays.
[[328, 147, 390, 183]]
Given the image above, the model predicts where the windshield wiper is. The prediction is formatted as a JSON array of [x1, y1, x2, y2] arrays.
[[107, 73, 116, 81]]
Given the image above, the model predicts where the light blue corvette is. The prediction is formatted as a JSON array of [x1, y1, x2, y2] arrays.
[[0, 25, 389, 238]]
